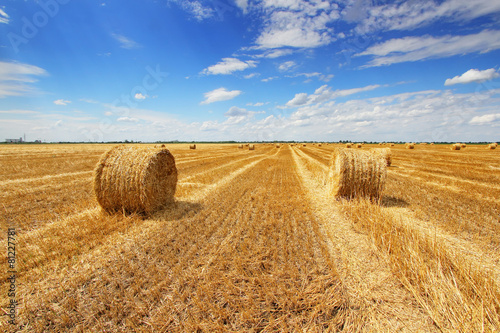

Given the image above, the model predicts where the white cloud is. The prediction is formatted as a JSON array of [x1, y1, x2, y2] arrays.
[[284, 84, 382, 107], [255, 1, 340, 49], [201, 58, 257, 75], [357, 30, 500, 67], [288, 72, 334, 82], [469, 113, 500, 125], [54, 99, 71, 105], [286, 93, 309, 107], [278, 60, 296, 71], [234, 0, 248, 14], [445, 68, 500, 86], [0, 61, 48, 98], [200, 87, 242, 105], [0, 8, 9, 24], [134, 93, 147, 100], [262, 76, 278, 82], [256, 49, 294, 58], [110, 33, 141, 49], [244, 73, 260, 79], [117, 117, 139, 122], [347, 0, 500, 34], [168, 0, 214, 21], [225, 106, 249, 117]]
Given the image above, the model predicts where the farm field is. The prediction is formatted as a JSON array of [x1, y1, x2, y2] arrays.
[[1, 143, 500, 332]]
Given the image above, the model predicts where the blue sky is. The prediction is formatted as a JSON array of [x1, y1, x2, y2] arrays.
[[1, 0, 500, 142]]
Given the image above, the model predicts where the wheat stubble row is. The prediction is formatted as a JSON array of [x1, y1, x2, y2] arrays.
[[10, 147, 347, 332]]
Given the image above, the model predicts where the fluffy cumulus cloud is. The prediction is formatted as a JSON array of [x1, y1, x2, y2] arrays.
[[134, 93, 147, 100], [445, 68, 500, 86], [356, 30, 500, 67], [469, 113, 500, 125], [254, 1, 340, 48], [201, 58, 257, 75], [0, 61, 48, 98], [200, 87, 242, 105]]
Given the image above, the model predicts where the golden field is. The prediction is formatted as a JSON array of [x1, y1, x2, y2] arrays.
[[1, 143, 499, 332]]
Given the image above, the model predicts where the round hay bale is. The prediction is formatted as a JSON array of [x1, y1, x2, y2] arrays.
[[249, 144, 255, 150], [451, 143, 461, 150], [238, 144, 243, 149], [303, 144, 306, 147], [189, 144, 196, 150], [406, 143, 415, 149], [345, 143, 352, 148], [371, 147, 392, 167], [430, 142, 435, 145], [318, 144, 322, 147], [94, 145, 177, 215], [328, 148, 387, 201], [488, 144, 496, 150], [390, 143, 395, 147], [356, 143, 362, 148], [275, 144, 280, 148], [460, 143, 466, 148], [491, 142, 498, 148]]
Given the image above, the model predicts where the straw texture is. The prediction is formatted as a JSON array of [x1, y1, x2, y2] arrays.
[[94, 145, 177, 215], [328, 148, 387, 202]]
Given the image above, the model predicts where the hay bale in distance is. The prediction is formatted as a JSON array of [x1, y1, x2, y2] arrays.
[[276, 144, 280, 148], [238, 144, 243, 149], [406, 143, 415, 149], [451, 144, 461, 150], [249, 144, 255, 150], [371, 147, 392, 166], [488, 144, 496, 150], [328, 148, 387, 202], [345, 143, 352, 148], [460, 143, 466, 148], [189, 144, 196, 150], [94, 145, 177, 215], [356, 143, 362, 148]]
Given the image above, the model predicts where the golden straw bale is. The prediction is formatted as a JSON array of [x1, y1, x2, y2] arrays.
[[276, 144, 280, 148], [345, 143, 352, 148], [238, 144, 243, 148], [189, 144, 196, 149], [488, 144, 496, 150], [390, 143, 395, 147], [249, 144, 255, 150], [491, 142, 498, 148], [460, 143, 466, 148], [303, 144, 306, 147], [406, 143, 415, 149], [356, 143, 362, 148], [318, 144, 322, 147], [328, 148, 387, 202], [94, 145, 177, 215], [371, 147, 392, 166], [430, 142, 435, 145], [451, 144, 461, 150]]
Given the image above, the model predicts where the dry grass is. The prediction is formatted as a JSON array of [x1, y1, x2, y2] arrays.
[[2, 143, 500, 332], [370, 147, 392, 166], [94, 145, 177, 215], [327, 148, 387, 202]]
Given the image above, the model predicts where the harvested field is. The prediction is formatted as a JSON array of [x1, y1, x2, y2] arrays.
[[1, 143, 499, 332]]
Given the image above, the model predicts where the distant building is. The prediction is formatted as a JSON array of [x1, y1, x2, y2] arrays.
[[5, 137, 23, 143]]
